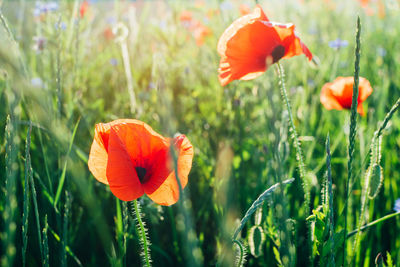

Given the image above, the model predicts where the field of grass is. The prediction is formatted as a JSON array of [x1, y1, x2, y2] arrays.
[[1, 0, 400, 266]]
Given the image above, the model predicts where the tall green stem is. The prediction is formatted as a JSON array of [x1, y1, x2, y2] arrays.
[[344, 17, 361, 265], [131, 200, 151, 267], [347, 212, 400, 238], [276, 62, 311, 264], [276, 63, 309, 209]]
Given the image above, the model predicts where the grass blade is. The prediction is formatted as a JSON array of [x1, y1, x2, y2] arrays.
[[347, 212, 400, 238], [42, 215, 50, 267], [325, 134, 335, 266], [29, 152, 44, 264], [1, 115, 19, 267], [22, 121, 32, 267], [48, 227, 83, 267], [62, 191, 72, 267], [54, 117, 81, 208]]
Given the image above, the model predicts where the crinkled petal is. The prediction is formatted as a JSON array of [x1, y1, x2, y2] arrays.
[[147, 135, 194, 206], [106, 127, 144, 201]]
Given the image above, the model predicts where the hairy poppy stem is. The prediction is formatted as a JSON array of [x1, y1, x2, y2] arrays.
[[131, 200, 151, 267]]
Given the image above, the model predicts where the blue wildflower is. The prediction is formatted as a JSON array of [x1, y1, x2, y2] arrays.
[[394, 199, 400, 213], [55, 22, 67, 31], [328, 38, 349, 49], [110, 58, 118, 66], [377, 47, 387, 57], [31, 77, 44, 88], [148, 82, 156, 89], [34, 1, 59, 17]]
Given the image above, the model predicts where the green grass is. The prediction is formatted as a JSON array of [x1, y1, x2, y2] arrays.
[[1, 0, 400, 266]]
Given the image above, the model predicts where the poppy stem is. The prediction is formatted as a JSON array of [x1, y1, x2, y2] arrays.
[[131, 200, 151, 267]]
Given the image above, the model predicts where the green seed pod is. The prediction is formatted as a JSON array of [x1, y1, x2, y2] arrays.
[[254, 207, 263, 226], [248, 225, 265, 258], [368, 164, 383, 199]]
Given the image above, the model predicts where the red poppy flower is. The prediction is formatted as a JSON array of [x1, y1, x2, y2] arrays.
[[80, 1, 89, 18], [103, 27, 114, 41], [217, 5, 312, 86], [192, 22, 211, 46], [358, 0, 370, 8], [320, 77, 373, 116], [180, 10, 193, 23], [88, 119, 194, 206]]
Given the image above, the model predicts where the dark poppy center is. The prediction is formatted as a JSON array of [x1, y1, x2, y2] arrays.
[[135, 167, 147, 183], [271, 45, 285, 63]]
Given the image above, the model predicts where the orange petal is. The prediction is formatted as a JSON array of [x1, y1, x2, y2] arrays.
[[88, 133, 109, 184], [359, 77, 373, 102], [268, 22, 312, 61], [218, 21, 281, 86], [147, 172, 180, 206], [88, 122, 113, 184], [109, 121, 171, 194], [88, 119, 148, 184], [106, 126, 144, 201], [147, 135, 194, 206], [217, 5, 268, 56], [320, 82, 344, 111], [357, 103, 366, 116]]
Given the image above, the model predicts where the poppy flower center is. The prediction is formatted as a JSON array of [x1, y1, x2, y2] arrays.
[[271, 45, 285, 63], [135, 166, 147, 183]]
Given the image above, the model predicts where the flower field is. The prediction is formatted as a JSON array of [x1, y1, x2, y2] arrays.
[[0, 0, 400, 266]]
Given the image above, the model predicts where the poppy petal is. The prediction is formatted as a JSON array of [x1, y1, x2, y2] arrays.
[[217, 5, 268, 56], [357, 103, 365, 116], [106, 126, 144, 201], [359, 77, 373, 101], [88, 122, 113, 184], [88, 119, 146, 184], [147, 172, 180, 206], [268, 22, 312, 61], [320, 82, 344, 110], [88, 134, 109, 184], [141, 146, 172, 195], [147, 135, 194, 206], [218, 21, 281, 86], [105, 120, 172, 196]]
